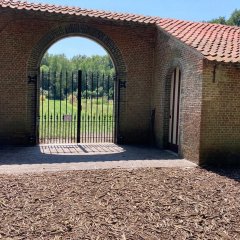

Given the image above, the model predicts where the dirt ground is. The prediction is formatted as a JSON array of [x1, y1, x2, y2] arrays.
[[0, 167, 239, 240]]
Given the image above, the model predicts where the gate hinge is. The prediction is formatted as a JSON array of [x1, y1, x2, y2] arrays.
[[119, 80, 127, 88], [28, 75, 37, 84]]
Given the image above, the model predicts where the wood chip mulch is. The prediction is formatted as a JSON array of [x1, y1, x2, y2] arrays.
[[0, 167, 239, 240]]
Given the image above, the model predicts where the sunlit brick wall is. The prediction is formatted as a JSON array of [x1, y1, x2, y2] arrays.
[[152, 28, 204, 164], [0, 9, 155, 145], [201, 61, 240, 165]]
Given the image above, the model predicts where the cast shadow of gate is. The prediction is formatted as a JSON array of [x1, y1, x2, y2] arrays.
[[0, 144, 180, 165]]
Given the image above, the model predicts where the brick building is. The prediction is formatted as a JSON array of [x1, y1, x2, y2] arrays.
[[0, 0, 239, 165]]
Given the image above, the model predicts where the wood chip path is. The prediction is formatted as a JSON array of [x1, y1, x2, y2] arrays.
[[0, 168, 239, 239]]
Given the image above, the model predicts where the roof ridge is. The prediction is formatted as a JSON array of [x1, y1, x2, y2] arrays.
[[1, 0, 240, 29], [0, 0, 240, 63], [4, 0, 160, 21]]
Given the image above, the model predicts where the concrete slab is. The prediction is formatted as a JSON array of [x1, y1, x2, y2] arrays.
[[0, 144, 197, 174]]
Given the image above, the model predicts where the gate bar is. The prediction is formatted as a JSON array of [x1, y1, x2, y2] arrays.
[[77, 70, 82, 143]]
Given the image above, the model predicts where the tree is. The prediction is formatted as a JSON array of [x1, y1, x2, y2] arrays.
[[41, 53, 115, 75], [208, 9, 240, 26], [227, 9, 240, 26], [40, 52, 115, 101], [209, 16, 226, 25]]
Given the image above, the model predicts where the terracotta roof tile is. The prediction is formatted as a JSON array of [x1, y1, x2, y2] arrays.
[[156, 18, 240, 63], [0, 0, 240, 63]]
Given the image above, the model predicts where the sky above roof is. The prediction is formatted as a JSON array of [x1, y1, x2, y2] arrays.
[[26, 0, 240, 58]]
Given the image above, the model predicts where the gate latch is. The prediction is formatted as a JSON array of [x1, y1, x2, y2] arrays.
[[28, 75, 37, 84]]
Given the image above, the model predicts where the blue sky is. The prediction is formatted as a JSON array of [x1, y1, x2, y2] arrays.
[[28, 0, 240, 58]]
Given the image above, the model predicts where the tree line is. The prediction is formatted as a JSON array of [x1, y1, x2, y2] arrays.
[[41, 52, 115, 75], [40, 53, 115, 101], [207, 9, 240, 26]]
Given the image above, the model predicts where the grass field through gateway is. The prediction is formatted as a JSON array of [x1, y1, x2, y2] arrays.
[[39, 99, 115, 143]]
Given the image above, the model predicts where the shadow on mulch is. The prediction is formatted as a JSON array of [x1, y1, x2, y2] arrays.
[[203, 166, 240, 183]]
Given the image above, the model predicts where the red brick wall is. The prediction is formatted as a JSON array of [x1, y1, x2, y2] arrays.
[[152, 28, 204, 163], [0, 9, 155, 145], [201, 60, 240, 165], [1, 8, 239, 166], [0, 15, 32, 144], [99, 25, 155, 144]]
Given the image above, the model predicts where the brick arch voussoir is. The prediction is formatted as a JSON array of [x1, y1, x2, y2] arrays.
[[27, 23, 126, 76]]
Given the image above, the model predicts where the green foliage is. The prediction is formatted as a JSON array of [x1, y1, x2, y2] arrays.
[[227, 9, 240, 26], [40, 52, 115, 75], [40, 53, 115, 102], [208, 9, 240, 26], [208, 16, 227, 25], [41, 65, 49, 72]]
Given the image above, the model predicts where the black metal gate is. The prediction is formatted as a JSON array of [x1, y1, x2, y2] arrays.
[[38, 70, 117, 144]]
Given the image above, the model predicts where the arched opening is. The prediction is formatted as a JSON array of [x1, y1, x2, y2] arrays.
[[38, 36, 117, 144], [168, 67, 181, 153], [27, 24, 127, 146]]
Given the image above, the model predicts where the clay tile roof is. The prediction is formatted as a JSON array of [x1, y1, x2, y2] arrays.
[[0, 0, 240, 63], [156, 19, 240, 63]]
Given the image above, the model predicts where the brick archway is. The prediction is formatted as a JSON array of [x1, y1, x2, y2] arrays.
[[26, 23, 127, 144]]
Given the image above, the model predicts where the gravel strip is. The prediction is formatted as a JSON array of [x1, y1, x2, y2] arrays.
[[0, 167, 239, 239]]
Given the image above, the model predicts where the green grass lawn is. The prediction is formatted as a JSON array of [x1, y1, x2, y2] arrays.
[[39, 98, 114, 117], [39, 99, 115, 143]]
